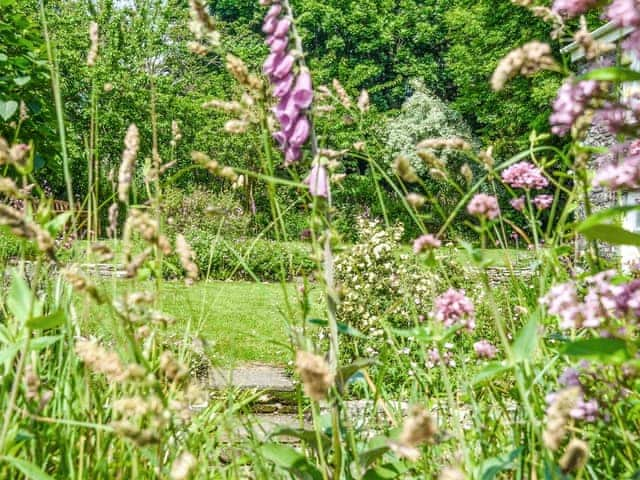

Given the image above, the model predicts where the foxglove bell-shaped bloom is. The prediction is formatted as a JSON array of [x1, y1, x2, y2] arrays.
[[273, 54, 295, 79], [273, 73, 295, 98], [289, 116, 311, 147], [292, 69, 313, 108], [273, 18, 291, 38], [262, 15, 277, 34], [285, 146, 302, 165], [306, 164, 329, 198], [273, 131, 288, 149], [265, 4, 282, 19], [263, 53, 280, 76], [269, 36, 289, 55], [274, 94, 299, 131]]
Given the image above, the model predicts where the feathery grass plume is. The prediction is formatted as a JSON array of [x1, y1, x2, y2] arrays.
[[0, 178, 22, 198], [0, 203, 55, 258], [202, 99, 244, 113], [86, 21, 99, 67], [125, 209, 171, 254], [107, 203, 118, 238], [118, 124, 140, 203], [491, 41, 558, 91], [111, 395, 166, 446], [170, 120, 182, 147], [332, 79, 352, 109], [63, 267, 104, 303], [574, 17, 615, 60], [159, 351, 188, 382], [417, 137, 472, 151], [438, 467, 466, 480], [295, 350, 334, 401], [176, 234, 198, 285], [392, 155, 419, 183], [75, 338, 145, 382], [224, 119, 249, 134], [560, 438, 589, 473], [390, 405, 438, 461], [406, 192, 426, 208], [90, 242, 114, 261], [543, 387, 580, 450], [23, 364, 40, 402], [188, 0, 219, 47], [125, 247, 153, 278], [19, 100, 28, 122], [357, 89, 370, 113], [461, 163, 473, 185], [170, 451, 197, 480], [479, 146, 495, 169]]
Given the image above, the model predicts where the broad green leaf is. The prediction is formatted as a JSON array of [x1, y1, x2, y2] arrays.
[[512, 311, 539, 362], [359, 446, 390, 469], [307, 318, 364, 338], [0, 100, 18, 121], [259, 443, 322, 480], [30, 335, 63, 350], [563, 338, 630, 362], [27, 310, 65, 330], [579, 224, 640, 247], [479, 447, 523, 480], [0, 53, 8, 62], [363, 462, 406, 480], [578, 205, 640, 231], [580, 66, 640, 82], [14, 76, 30, 86], [45, 212, 72, 236], [1, 456, 54, 480], [472, 362, 510, 386], [7, 272, 35, 323]]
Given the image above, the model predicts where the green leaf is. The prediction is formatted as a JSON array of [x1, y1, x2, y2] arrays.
[[307, 318, 365, 338], [359, 446, 390, 469], [0, 53, 8, 62], [563, 338, 630, 362], [0, 100, 18, 121], [479, 447, 524, 480], [259, 443, 322, 480], [26, 310, 65, 330], [14, 76, 30, 86], [1, 456, 54, 480], [578, 205, 640, 231], [578, 224, 640, 247], [512, 311, 539, 363], [472, 362, 510, 385], [363, 462, 406, 480], [7, 272, 35, 323], [45, 212, 72, 236], [337, 358, 377, 387], [580, 67, 640, 82]]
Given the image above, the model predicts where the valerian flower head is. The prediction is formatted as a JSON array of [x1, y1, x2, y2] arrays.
[[550, 80, 603, 136], [467, 193, 500, 220], [501, 161, 549, 189], [474, 339, 497, 359], [413, 234, 441, 254], [433, 288, 475, 331], [551, 0, 599, 17]]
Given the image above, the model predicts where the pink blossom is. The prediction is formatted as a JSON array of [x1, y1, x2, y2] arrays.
[[273, 54, 295, 79], [550, 80, 601, 136], [262, 53, 280, 76], [551, 0, 599, 17], [433, 288, 475, 331], [501, 162, 548, 189], [533, 194, 553, 210], [570, 397, 599, 422], [273, 73, 295, 98], [262, 15, 278, 34], [413, 234, 441, 254], [265, 4, 282, 18], [541, 282, 584, 329], [623, 30, 640, 56], [289, 116, 311, 147], [473, 340, 497, 359], [292, 69, 313, 109], [594, 153, 640, 190], [606, 0, 640, 28], [467, 193, 500, 220], [273, 18, 292, 38], [305, 164, 330, 198], [510, 196, 525, 212], [268, 35, 289, 55], [285, 146, 302, 165]]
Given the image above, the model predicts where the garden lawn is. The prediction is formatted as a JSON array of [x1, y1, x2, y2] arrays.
[[81, 280, 309, 366]]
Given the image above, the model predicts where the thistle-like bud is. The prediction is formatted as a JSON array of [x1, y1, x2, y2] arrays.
[[392, 156, 419, 183], [357, 89, 370, 113], [406, 193, 426, 209], [176, 234, 198, 285], [560, 438, 589, 473], [332, 79, 352, 109], [295, 350, 334, 401]]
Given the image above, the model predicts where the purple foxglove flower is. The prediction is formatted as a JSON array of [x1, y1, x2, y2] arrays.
[[273, 18, 291, 38], [262, 15, 278, 34], [274, 94, 299, 131], [285, 146, 302, 165], [263, 53, 280, 76], [265, 4, 282, 19], [289, 116, 310, 147], [273, 131, 288, 149], [272, 54, 294, 79], [269, 36, 289, 55], [273, 73, 295, 98], [292, 69, 313, 109], [306, 164, 329, 198]]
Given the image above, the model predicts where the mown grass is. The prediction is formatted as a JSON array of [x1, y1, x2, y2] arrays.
[[78, 280, 315, 366]]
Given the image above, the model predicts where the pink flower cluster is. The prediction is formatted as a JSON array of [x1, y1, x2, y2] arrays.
[[533, 194, 553, 210], [510, 196, 525, 212], [261, 1, 313, 165], [467, 193, 500, 220], [540, 271, 635, 330], [473, 339, 497, 359], [594, 141, 640, 190], [413, 234, 441, 254], [550, 80, 600, 136], [546, 389, 599, 422], [551, 0, 599, 17], [606, 0, 640, 28], [501, 162, 549, 190], [432, 288, 475, 331]]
